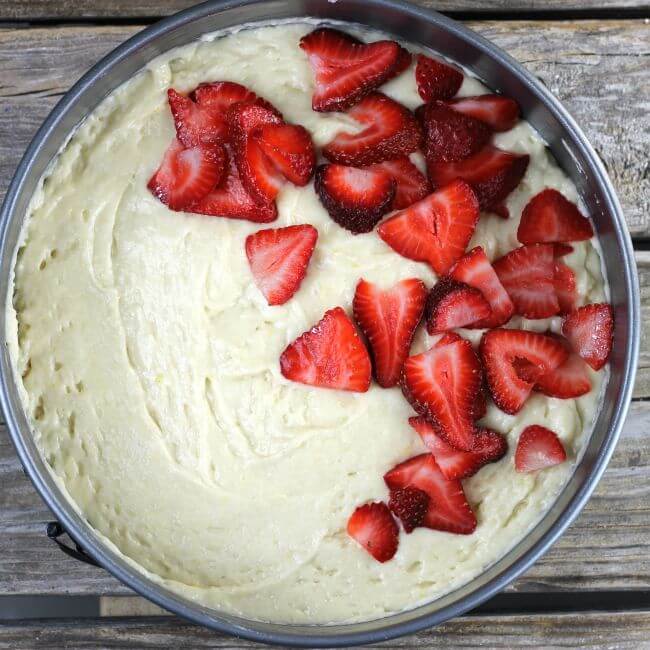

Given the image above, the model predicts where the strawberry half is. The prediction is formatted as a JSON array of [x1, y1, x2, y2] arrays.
[[534, 352, 592, 399], [300, 28, 409, 112], [448, 94, 520, 132], [245, 225, 318, 306], [493, 243, 560, 319], [364, 158, 430, 210], [280, 307, 371, 392], [480, 328, 569, 414], [148, 138, 226, 211], [409, 417, 507, 480], [378, 179, 480, 275], [518, 188, 593, 245], [415, 54, 463, 102], [191, 80, 279, 117], [562, 303, 614, 371], [384, 454, 477, 534], [388, 486, 430, 533], [353, 278, 427, 388], [554, 260, 577, 314], [449, 246, 515, 328], [424, 278, 491, 333], [515, 425, 567, 473], [315, 164, 396, 234], [347, 502, 398, 562], [323, 93, 422, 166], [402, 334, 483, 451]]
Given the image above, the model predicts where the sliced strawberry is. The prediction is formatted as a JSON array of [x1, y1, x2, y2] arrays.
[[384, 454, 476, 534], [315, 164, 395, 234], [347, 502, 398, 562], [378, 179, 479, 275], [421, 101, 492, 164], [473, 387, 488, 420], [449, 246, 515, 328], [409, 417, 507, 480], [428, 145, 529, 213], [364, 158, 430, 210], [424, 278, 491, 334], [245, 225, 318, 306], [562, 303, 614, 371], [434, 331, 462, 348], [493, 244, 560, 319], [148, 138, 226, 211], [191, 80, 279, 117], [388, 486, 430, 533], [253, 123, 316, 186], [415, 54, 463, 102], [448, 94, 519, 132], [518, 188, 593, 245], [280, 307, 371, 392], [353, 278, 427, 388], [534, 352, 591, 398], [323, 93, 422, 166], [554, 243, 574, 257], [480, 328, 569, 414], [167, 89, 222, 148], [554, 261, 577, 314], [515, 425, 567, 473], [402, 335, 482, 451], [300, 28, 408, 112]]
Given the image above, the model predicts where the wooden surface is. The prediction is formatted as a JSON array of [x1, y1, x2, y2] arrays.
[[1, 1, 649, 647]]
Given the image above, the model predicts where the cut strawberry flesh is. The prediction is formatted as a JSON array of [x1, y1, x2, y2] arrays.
[[347, 501, 399, 562], [562, 303, 614, 371], [534, 352, 591, 399], [425, 278, 492, 333], [515, 425, 567, 473], [554, 261, 577, 315], [364, 158, 430, 210], [415, 54, 463, 102], [448, 94, 520, 132], [191, 80, 279, 117]]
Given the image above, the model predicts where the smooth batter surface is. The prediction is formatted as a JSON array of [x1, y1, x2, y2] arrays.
[[7, 22, 607, 623]]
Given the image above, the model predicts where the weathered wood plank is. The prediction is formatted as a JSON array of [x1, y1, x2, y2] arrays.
[[0, 20, 648, 236]]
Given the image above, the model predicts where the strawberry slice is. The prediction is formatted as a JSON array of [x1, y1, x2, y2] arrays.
[[402, 334, 483, 451], [280, 307, 371, 392], [515, 425, 567, 473], [191, 80, 279, 117], [554, 261, 577, 314], [424, 278, 491, 333], [415, 54, 463, 102], [480, 328, 569, 414], [148, 138, 226, 211], [409, 417, 507, 480], [534, 352, 592, 398], [353, 278, 427, 388], [562, 303, 614, 370], [428, 145, 529, 213], [253, 123, 316, 186], [378, 179, 480, 275], [347, 502, 398, 562], [554, 243, 574, 257], [315, 164, 396, 234], [384, 454, 476, 534], [323, 93, 422, 166], [245, 225, 318, 306], [518, 188, 594, 244], [300, 28, 409, 112], [493, 244, 560, 319], [388, 486, 430, 533], [364, 159, 430, 210], [448, 94, 520, 132], [449, 246, 515, 328]]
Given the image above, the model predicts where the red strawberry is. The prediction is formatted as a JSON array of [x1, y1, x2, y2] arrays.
[[253, 123, 316, 186], [364, 159, 430, 210], [554, 243, 574, 257], [449, 246, 515, 328], [480, 329, 569, 414], [347, 502, 398, 562], [473, 387, 488, 420], [388, 486, 430, 533], [421, 101, 492, 163], [323, 93, 422, 166], [434, 331, 462, 347], [448, 94, 520, 132], [167, 89, 222, 147], [353, 278, 427, 388], [562, 303, 614, 371], [415, 54, 463, 102], [378, 179, 480, 275], [384, 454, 476, 534], [148, 138, 226, 211], [409, 417, 507, 480], [428, 145, 529, 212], [191, 80, 279, 117], [554, 261, 577, 314], [300, 28, 409, 112], [245, 225, 318, 306], [515, 425, 567, 473], [315, 164, 396, 234], [280, 307, 371, 392], [534, 352, 592, 399], [402, 335, 483, 451], [493, 244, 560, 319], [424, 278, 491, 333], [518, 189, 594, 245]]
